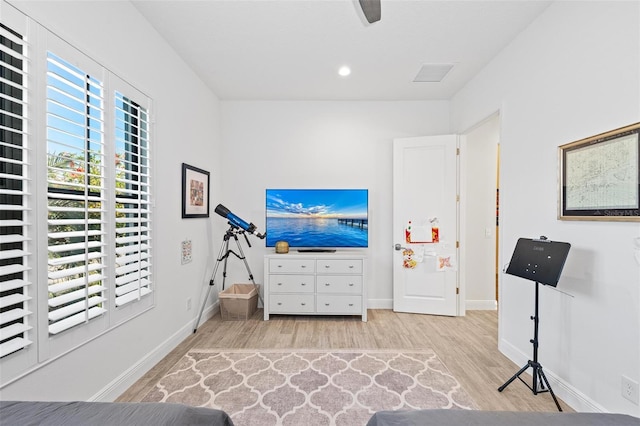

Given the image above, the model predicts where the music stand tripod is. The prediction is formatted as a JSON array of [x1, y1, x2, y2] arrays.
[[193, 223, 264, 333], [497, 279, 562, 411], [497, 237, 571, 412]]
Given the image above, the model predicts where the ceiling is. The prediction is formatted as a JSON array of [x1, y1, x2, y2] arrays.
[[131, 0, 553, 101]]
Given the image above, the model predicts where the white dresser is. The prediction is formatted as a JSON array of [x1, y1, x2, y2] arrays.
[[263, 253, 367, 321]]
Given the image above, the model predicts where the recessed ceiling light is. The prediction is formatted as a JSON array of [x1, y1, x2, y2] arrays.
[[338, 66, 351, 77]]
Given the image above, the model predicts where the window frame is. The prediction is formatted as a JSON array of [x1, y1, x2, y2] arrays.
[[0, 6, 154, 384]]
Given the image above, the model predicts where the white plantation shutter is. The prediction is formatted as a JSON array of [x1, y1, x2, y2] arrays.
[[0, 21, 32, 358], [114, 91, 152, 307], [46, 51, 107, 335], [1, 8, 155, 381]]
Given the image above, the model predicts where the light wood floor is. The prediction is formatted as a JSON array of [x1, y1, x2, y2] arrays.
[[117, 309, 571, 412]]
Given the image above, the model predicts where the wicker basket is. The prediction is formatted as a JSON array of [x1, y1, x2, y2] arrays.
[[219, 284, 258, 320]]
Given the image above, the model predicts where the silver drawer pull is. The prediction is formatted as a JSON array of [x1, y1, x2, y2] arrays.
[[301, 265, 307, 268], [348, 304, 354, 307], [277, 302, 282, 305], [324, 283, 330, 286], [325, 303, 330, 306], [349, 265, 354, 269], [277, 265, 282, 268], [277, 283, 283, 286], [301, 303, 306, 306], [301, 283, 307, 286], [348, 283, 354, 286]]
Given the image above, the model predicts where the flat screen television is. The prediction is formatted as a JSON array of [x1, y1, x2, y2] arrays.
[[265, 188, 368, 251]]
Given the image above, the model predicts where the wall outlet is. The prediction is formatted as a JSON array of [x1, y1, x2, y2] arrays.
[[621, 375, 639, 405], [186, 298, 192, 311]]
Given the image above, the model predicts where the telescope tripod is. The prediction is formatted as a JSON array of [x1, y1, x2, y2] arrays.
[[193, 224, 263, 333], [498, 281, 562, 411]]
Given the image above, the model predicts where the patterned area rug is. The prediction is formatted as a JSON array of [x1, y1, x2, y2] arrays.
[[142, 349, 476, 426]]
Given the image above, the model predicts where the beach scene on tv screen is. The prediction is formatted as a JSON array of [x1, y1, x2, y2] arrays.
[[266, 189, 368, 247]]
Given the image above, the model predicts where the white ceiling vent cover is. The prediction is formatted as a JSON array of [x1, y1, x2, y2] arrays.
[[414, 64, 454, 82]]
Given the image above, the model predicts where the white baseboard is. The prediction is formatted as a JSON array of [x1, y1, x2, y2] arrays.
[[367, 298, 393, 309], [367, 299, 497, 311], [466, 300, 497, 310], [498, 338, 607, 413], [91, 302, 219, 402]]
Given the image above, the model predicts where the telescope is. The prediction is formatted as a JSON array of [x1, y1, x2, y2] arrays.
[[214, 204, 266, 239], [194, 203, 265, 333]]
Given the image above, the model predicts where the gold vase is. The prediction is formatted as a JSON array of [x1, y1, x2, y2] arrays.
[[275, 241, 289, 254]]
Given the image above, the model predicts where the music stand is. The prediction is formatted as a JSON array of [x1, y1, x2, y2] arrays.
[[498, 236, 571, 411]]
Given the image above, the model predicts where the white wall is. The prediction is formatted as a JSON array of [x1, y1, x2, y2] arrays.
[[461, 115, 499, 309], [219, 101, 451, 306], [2, 1, 224, 400], [452, 1, 640, 416]]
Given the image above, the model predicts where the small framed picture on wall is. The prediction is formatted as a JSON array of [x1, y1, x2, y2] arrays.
[[182, 163, 210, 218]]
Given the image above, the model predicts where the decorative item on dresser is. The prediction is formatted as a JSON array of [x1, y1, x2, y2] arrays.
[[263, 253, 367, 321]]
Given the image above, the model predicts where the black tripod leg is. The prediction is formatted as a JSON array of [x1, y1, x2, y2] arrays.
[[498, 362, 530, 392], [219, 240, 231, 292], [232, 234, 264, 307], [193, 284, 214, 333], [193, 237, 229, 333], [538, 366, 562, 411]]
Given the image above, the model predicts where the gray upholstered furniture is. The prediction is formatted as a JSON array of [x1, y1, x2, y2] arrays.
[[367, 409, 640, 426], [0, 401, 233, 426]]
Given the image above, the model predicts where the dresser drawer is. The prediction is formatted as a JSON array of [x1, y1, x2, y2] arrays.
[[316, 295, 362, 314], [270, 294, 315, 313], [269, 275, 314, 293], [316, 275, 362, 294], [269, 258, 316, 273], [316, 259, 362, 274]]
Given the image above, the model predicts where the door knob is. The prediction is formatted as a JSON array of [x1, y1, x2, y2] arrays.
[[394, 243, 406, 251]]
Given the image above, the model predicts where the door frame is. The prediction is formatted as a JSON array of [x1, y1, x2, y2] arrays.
[[458, 111, 501, 314]]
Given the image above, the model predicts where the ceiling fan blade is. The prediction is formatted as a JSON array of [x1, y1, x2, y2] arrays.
[[358, 0, 381, 23]]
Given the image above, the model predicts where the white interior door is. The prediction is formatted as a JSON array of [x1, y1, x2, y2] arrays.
[[393, 135, 459, 316]]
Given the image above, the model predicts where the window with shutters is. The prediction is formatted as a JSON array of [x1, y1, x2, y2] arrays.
[[46, 52, 108, 335], [114, 92, 152, 308], [44, 49, 154, 339], [1, 5, 154, 383], [0, 22, 32, 359]]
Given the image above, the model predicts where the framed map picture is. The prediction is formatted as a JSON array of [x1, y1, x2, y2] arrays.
[[559, 122, 640, 221], [182, 163, 210, 218]]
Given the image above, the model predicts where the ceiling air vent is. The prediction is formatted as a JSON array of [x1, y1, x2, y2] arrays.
[[413, 64, 454, 83]]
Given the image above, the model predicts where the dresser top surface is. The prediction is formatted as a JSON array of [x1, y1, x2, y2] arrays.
[[265, 252, 366, 259]]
